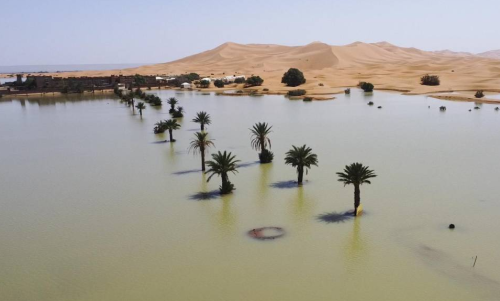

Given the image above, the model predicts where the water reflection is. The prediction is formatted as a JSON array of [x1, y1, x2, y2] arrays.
[[344, 217, 368, 270]]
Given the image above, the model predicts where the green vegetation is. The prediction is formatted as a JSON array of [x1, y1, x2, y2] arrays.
[[185, 73, 200, 81], [234, 77, 246, 84], [421, 74, 440, 86], [165, 119, 181, 142], [287, 89, 307, 96], [206, 151, 240, 194], [135, 102, 146, 116], [284, 145, 318, 185], [337, 163, 377, 216], [250, 122, 274, 163], [214, 79, 225, 88], [303, 97, 313, 102], [361, 82, 374, 92], [189, 132, 215, 171], [172, 106, 184, 118], [192, 111, 212, 131], [246, 76, 264, 87], [199, 80, 210, 88], [134, 74, 146, 87], [167, 97, 178, 113], [281, 68, 306, 87], [475, 90, 484, 98]]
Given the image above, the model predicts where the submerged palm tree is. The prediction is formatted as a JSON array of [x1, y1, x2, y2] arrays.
[[192, 111, 212, 131], [337, 163, 377, 216], [189, 132, 215, 171], [284, 145, 318, 185], [206, 151, 240, 194], [167, 97, 178, 113], [136, 102, 146, 116], [165, 119, 181, 142], [250, 122, 273, 164]]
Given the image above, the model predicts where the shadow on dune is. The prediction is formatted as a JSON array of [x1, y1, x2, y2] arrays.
[[317, 211, 354, 224], [270, 180, 303, 189], [189, 190, 221, 201], [172, 169, 201, 176]]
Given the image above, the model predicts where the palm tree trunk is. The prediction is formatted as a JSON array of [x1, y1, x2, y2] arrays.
[[297, 166, 304, 184], [260, 137, 265, 154], [354, 184, 360, 216], [201, 148, 206, 171], [139, 109, 142, 116], [169, 129, 173, 142], [201, 124, 205, 131]]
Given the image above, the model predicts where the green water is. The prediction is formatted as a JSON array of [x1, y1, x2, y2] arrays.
[[1, 90, 499, 301]]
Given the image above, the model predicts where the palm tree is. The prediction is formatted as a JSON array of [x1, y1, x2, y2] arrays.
[[284, 145, 318, 185], [135, 102, 146, 117], [189, 132, 215, 171], [154, 120, 166, 134], [250, 122, 274, 163], [337, 163, 377, 216], [192, 111, 212, 131], [250, 122, 272, 152], [206, 151, 240, 194], [165, 119, 181, 142], [167, 97, 178, 113]]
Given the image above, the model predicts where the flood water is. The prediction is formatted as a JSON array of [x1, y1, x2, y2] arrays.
[[1, 89, 500, 301]]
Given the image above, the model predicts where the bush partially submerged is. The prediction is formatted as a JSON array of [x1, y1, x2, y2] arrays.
[[259, 149, 274, 164], [303, 97, 313, 102], [475, 90, 484, 98], [421, 74, 440, 86], [361, 82, 374, 92], [281, 68, 306, 87], [287, 89, 306, 96]]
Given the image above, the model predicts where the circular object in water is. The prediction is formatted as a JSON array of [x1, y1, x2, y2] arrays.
[[248, 227, 285, 240], [449, 224, 455, 229]]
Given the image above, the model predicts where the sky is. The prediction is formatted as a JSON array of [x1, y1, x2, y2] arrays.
[[1, 0, 499, 66]]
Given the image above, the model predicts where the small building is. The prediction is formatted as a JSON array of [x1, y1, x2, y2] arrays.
[[180, 82, 191, 89], [201, 78, 211, 82]]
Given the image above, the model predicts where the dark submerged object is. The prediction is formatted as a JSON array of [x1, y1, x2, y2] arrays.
[[248, 227, 285, 240], [344, 88, 351, 94], [474, 106, 480, 110], [449, 224, 455, 229], [439, 106, 447, 111], [368, 101, 374, 106], [377, 106, 382, 109]]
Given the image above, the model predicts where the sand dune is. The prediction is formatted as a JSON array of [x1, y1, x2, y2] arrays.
[[18, 41, 500, 95]]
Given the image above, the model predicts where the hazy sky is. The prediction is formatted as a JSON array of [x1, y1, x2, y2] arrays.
[[1, 0, 499, 66]]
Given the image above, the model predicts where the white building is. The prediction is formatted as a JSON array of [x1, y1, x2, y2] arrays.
[[201, 78, 211, 82], [180, 82, 192, 89]]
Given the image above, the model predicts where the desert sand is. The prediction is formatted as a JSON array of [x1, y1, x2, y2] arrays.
[[5, 41, 500, 101]]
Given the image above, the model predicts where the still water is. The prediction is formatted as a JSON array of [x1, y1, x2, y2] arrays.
[[1, 90, 499, 301]]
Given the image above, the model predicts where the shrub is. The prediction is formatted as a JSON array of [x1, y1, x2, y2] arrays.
[[287, 89, 306, 96], [361, 82, 374, 92], [234, 77, 245, 84], [475, 90, 484, 98], [185, 73, 200, 81], [263, 88, 269, 92], [281, 68, 306, 87], [357, 81, 366, 87], [214, 79, 225, 88], [303, 97, 313, 102], [368, 101, 374, 106], [220, 181, 235, 194], [439, 106, 446, 111], [199, 79, 210, 88], [259, 149, 274, 164], [61, 86, 69, 94], [246, 76, 264, 87], [236, 90, 244, 94], [421, 74, 440, 86], [344, 88, 351, 94], [319, 83, 324, 86]]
